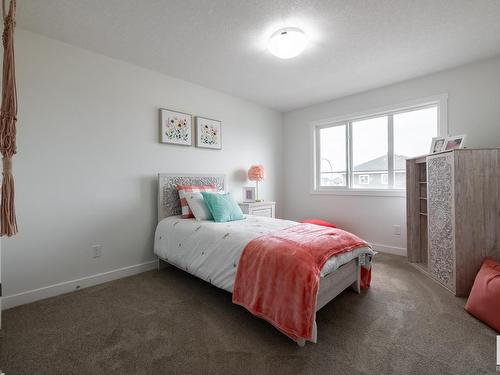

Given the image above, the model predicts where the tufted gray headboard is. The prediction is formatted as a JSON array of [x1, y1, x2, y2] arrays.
[[157, 173, 226, 222]]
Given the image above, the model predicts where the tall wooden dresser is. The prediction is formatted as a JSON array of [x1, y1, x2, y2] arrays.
[[406, 149, 500, 296]]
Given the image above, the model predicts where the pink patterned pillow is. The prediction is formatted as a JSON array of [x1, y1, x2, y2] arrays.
[[176, 184, 217, 218]]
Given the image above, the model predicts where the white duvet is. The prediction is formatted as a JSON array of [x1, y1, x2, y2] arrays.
[[154, 215, 373, 293]]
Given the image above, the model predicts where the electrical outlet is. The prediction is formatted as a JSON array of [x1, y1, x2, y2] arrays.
[[392, 225, 401, 235], [92, 245, 102, 258]]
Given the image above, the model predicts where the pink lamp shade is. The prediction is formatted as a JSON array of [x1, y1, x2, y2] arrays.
[[248, 165, 264, 181]]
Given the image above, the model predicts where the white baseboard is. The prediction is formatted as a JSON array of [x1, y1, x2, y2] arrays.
[[372, 243, 407, 257], [1, 260, 158, 310]]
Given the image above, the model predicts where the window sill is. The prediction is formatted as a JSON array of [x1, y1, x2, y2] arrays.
[[311, 189, 406, 197]]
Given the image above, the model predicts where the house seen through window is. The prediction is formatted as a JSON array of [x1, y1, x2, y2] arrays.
[[316, 104, 439, 191]]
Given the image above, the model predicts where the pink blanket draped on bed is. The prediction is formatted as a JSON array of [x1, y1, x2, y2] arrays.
[[232, 223, 370, 341]]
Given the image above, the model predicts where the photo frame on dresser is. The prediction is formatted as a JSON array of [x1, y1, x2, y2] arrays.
[[430, 136, 446, 153], [242, 187, 256, 202], [444, 134, 466, 151]]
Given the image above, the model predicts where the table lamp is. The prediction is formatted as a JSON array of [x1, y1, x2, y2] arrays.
[[248, 165, 264, 202]]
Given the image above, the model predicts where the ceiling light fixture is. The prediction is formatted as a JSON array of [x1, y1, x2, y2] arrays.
[[268, 27, 308, 59]]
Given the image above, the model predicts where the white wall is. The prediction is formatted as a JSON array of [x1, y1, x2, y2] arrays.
[[283, 56, 500, 255], [1, 30, 283, 307]]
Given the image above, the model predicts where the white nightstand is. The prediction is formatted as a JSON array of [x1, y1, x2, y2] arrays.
[[238, 201, 276, 218]]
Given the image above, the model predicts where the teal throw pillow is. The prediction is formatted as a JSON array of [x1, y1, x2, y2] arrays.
[[201, 192, 245, 223]]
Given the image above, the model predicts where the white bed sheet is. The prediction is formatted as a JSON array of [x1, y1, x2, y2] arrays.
[[154, 215, 373, 293]]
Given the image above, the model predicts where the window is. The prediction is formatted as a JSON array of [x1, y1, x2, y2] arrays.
[[393, 106, 438, 188], [352, 116, 388, 189], [318, 124, 346, 187], [314, 97, 444, 193]]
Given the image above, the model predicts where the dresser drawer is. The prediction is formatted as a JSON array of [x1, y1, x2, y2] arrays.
[[238, 201, 276, 218], [251, 208, 272, 217]]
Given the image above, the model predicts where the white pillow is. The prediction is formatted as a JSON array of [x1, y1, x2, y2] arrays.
[[185, 192, 213, 221]]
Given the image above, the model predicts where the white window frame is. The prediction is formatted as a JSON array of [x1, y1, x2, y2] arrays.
[[310, 94, 448, 197]]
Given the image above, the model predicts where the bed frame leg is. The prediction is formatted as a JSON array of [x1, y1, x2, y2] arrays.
[[157, 257, 169, 271], [351, 279, 361, 294], [297, 338, 306, 347], [350, 257, 361, 294]]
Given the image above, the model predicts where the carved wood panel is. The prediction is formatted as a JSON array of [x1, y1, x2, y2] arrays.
[[158, 174, 225, 221], [427, 153, 455, 291]]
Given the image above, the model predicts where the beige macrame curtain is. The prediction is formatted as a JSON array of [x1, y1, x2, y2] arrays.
[[0, 0, 17, 236]]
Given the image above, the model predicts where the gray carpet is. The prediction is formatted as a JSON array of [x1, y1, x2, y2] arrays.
[[0, 253, 497, 375]]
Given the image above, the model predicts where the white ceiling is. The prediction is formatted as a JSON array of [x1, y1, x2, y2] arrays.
[[18, 0, 500, 112]]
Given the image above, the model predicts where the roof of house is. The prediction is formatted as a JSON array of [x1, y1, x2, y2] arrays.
[[353, 154, 407, 172]]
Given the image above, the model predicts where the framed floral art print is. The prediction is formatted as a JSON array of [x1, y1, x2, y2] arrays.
[[195, 117, 222, 150], [160, 108, 193, 146]]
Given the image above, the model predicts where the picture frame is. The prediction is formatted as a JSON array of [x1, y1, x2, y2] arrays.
[[444, 134, 466, 151], [242, 186, 256, 203], [160, 108, 193, 146], [430, 136, 446, 153], [196, 116, 222, 150]]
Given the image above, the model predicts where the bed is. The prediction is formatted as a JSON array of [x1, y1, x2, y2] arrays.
[[154, 174, 373, 346]]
